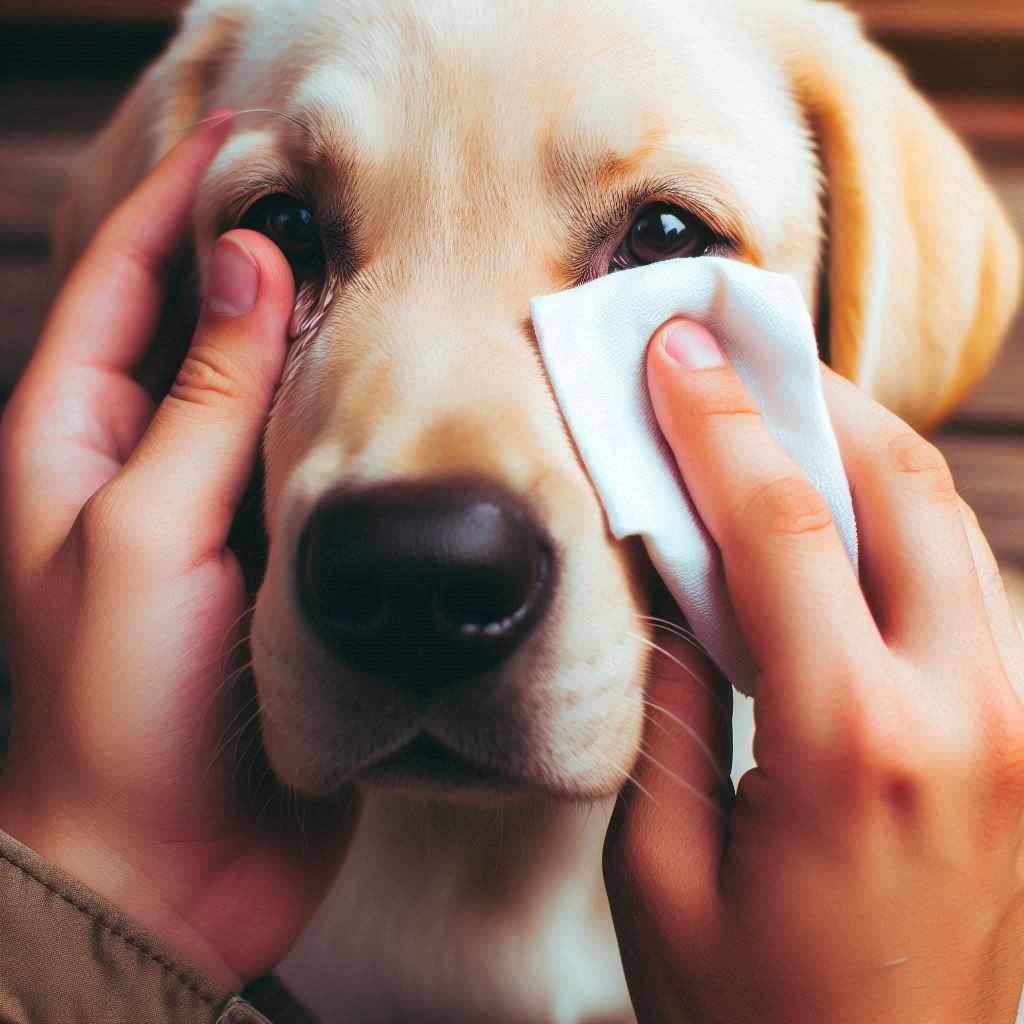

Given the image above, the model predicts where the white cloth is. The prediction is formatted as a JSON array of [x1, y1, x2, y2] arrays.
[[531, 257, 858, 695]]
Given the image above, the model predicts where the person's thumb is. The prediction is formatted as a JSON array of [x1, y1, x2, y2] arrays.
[[113, 229, 294, 560], [603, 588, 732, 1013]]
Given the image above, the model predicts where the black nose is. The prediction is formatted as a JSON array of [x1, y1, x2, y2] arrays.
[[297, 482, 554, 685]]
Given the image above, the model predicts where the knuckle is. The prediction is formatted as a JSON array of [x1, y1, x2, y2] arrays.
[[989, 747, 1024, 812], [842, 738, 926, 815], [887, 431, 958, 504], [739, 474, 834, 538], [75, 483, 171, 567], [171, 345, 245, 407], [820, 665, 1024, 819], [822, 686, 929, 801], [981, 696, 1024, 807], [74, 486, 129, 559]]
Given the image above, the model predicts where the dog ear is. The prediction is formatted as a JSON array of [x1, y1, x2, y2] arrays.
[[53, 1, 250, 279], [778, 3, 1021, 429]]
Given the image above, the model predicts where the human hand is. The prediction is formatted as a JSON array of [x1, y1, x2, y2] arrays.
[[0, 117, 359, 991], [604, 320, 1024, 1022]]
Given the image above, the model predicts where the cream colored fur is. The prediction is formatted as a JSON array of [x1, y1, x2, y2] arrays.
[[55, 2, 1021, 1021]]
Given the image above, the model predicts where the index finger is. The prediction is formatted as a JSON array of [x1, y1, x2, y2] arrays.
[[0, 115, 235, 567], [27, 113, 235, 385], [645, 320, 882, 724]]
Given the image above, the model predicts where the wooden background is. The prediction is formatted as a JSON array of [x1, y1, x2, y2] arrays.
[[1, 3, 1022, 755]]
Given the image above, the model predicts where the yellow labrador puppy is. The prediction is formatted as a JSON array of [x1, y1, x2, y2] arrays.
[[56, 0, 1020, 1020]]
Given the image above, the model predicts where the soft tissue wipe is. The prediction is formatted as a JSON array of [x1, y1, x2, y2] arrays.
[[530, 257, 858, 696]]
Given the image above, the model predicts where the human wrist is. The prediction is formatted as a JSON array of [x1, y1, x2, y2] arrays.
[[0, 785, 245, 992]]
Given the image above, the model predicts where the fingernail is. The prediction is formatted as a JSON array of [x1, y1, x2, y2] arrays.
[[207, 235, 259, 315], [662, 321, 725, 369]]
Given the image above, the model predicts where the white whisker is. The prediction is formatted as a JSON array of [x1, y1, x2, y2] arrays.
[[251, 764, 282, 830], [590, 748, 662, 812], [628, 632, 730, 717], [204, 693, 261, 781], [634, 613, 703, 647], [232, 707, 268, 781], [640, 697, 729, 786], [636, 743, 728, 820]]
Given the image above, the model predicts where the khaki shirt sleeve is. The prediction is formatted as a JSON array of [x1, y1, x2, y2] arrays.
[[0, 827, 317, 1024]]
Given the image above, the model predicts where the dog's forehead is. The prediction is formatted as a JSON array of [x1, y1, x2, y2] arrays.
[[226, 0, 790, 165]]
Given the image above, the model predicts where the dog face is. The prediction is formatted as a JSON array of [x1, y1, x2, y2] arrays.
[[56, 0, 1020, 799]]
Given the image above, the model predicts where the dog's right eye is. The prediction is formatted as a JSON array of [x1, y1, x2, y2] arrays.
[[608, 202, 716, 273], [238, 193, 322, 281]]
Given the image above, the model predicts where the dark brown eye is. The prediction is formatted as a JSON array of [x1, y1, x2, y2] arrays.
[[610, 202, 715, 272], [239, 193, 321, 280]]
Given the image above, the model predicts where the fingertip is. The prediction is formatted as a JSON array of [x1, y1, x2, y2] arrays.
[[205, 235, 261, 317], [184, 230, 295, 408], [646, 321, 728, 431], [214, 229, 296, 322], [200, 230, 296, 386], [647, 317, 685, 374], [650, 319, 725, 371]]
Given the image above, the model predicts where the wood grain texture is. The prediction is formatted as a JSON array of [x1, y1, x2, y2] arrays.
[[4, 0, 1023, 36], [0, 257, 55, 387], [954, 161, 1024, 427], [854, 0, 1024, 37], [936, 432, 1024, 572], [0, 0, 183, 22]]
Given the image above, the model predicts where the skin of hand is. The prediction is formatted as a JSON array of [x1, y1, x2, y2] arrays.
[[604, 320, 1024, 1024], [0, 117, 360, 991]]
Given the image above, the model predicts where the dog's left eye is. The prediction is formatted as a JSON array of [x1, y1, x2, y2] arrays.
[[609, 202, 715, 272], [238, 193, 322, 280]]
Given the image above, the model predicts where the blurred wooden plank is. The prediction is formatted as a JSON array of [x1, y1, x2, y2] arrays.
[[954, 162, 1024, 427], [885, 37, 1024, 101], [854, 0, 1024, 38], [0, 257, 52, 391], [0, 25, 173, 110], [0, 0, 182, 21], [933, 432, 1024, 572], [0, 134, 83, 243], [940, 101, 1024, 154], [0, 80, 129, 134], [5, 0, 1024, 37], [955, 326, 1024, 428]]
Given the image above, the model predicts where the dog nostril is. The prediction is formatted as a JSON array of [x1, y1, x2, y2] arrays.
[[435, 548, 551, 636], [297, 482, 555, 684], [314, 569, 388, 632]]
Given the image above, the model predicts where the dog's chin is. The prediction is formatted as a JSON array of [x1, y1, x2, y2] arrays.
[[355, 733, 629, 805], [357, 734, 528, 803], [262, 722, 634, 804]]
